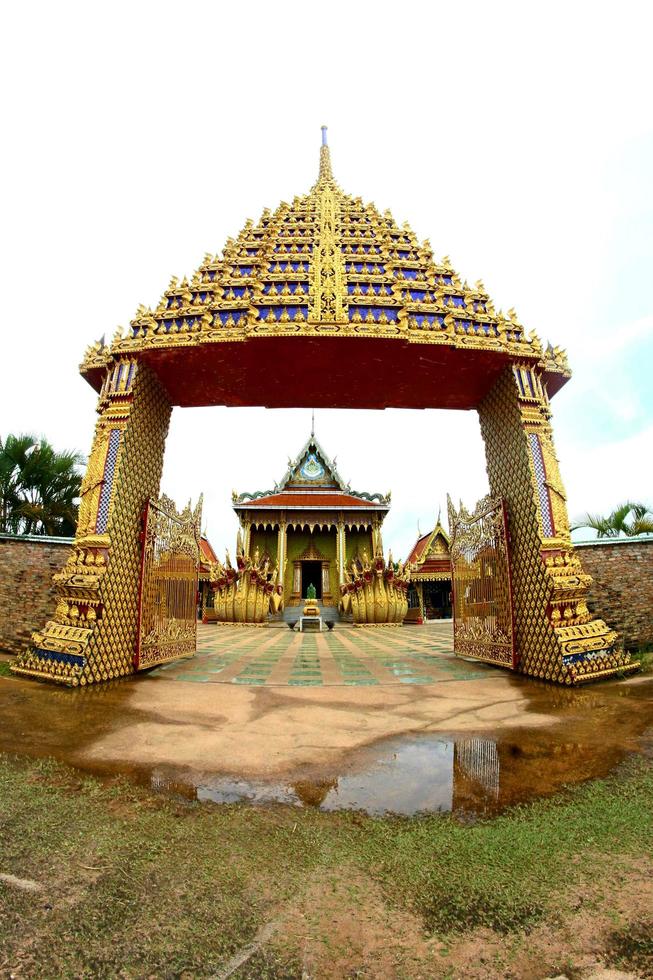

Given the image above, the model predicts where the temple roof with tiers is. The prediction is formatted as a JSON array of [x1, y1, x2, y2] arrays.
[[81, 129, 570, 409], [406, 521, 452, 581], [233, 430, 390, 514]]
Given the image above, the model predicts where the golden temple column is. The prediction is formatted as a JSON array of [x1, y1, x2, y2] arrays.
[[12, 360, 172, 686], [417, 582, 425, 623], [337, 518, 346, 584], [243, 519, 252, 557], [478, 364, 634, 684], [277, 520, 287, 585]]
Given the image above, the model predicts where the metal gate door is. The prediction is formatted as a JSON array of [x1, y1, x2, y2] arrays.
[[447, 494, 516, 669], [135, 494, 202, 671]]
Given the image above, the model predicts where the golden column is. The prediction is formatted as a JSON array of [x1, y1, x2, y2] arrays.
[[417, 582, 425, 622], [478, 365, 635, 683], [337, 517, 346, 584], [277, 518, 287, 585], [370, 519, 378, 558], [12, 360, 172, 686], [243, 519, 252, 557]]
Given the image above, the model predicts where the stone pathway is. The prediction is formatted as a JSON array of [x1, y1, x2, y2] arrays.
[[149, 622, 496, 687]]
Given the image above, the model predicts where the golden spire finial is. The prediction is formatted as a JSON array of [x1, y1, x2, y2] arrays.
[[316, 125, 335, 187]]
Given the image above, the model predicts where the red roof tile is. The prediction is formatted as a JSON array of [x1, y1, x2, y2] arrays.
[[199, 537, 218, 565], [417, 558, 452, 575], [406, 532, 431, 565], [236, 492, 386, 509]]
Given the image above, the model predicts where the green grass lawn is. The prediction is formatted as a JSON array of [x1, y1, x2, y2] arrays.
[[1, 752, 652, 978]]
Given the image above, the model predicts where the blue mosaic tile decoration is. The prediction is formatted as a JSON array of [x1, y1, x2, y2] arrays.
[[96, 428, 121, 534], [528, 431, 554, 537]]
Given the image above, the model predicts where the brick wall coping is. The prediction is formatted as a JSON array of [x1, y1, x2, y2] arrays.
[[574, 535, 653, 549], [0, 533, 74, 546]]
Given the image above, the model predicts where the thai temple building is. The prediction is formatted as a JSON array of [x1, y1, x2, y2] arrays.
[[200, 426, 410, 626], [232, 427, 390, 607], [405, 520, 453, 623]]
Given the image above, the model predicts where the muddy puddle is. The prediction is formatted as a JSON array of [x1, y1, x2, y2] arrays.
[[0, 667, 651, 818], [158, 711, 653, 817]]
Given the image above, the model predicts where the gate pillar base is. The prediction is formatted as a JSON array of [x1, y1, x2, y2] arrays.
[[478, 366, 637, 685], [12, 361, 172, 687]]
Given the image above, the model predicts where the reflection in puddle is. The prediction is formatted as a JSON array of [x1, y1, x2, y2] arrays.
[[195, 739, 456, 816], [150, 725, 652, 817]]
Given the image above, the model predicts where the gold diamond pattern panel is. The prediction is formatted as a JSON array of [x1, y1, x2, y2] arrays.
[[12, 362, 172, 686], [478, 367, 636, 684], [83, 364, 172, 685]]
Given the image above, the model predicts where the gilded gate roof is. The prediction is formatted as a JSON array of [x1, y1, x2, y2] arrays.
[[82, 129, 569, 387]]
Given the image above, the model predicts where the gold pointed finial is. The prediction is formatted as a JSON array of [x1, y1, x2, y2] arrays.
[[316, 125, 335, 186]]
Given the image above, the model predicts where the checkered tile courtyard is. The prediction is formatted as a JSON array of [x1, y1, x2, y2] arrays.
[[149, 621, 495, 686]]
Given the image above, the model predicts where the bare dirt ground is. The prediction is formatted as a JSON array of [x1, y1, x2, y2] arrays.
[[1, 752, 651, 979], [268, 859, 653, 979]]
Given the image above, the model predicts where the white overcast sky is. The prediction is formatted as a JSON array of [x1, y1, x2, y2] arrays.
[[1, 0, 651, 558]]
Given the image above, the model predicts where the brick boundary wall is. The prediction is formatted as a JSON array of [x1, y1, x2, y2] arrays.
[[575, 536, 653, 650], [0, 534, 73, 656], [1, 533, 650, 657]]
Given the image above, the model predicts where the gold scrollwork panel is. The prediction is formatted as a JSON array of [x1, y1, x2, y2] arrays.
[[135, 495, 202, 670], [448, 494, 516, 669]]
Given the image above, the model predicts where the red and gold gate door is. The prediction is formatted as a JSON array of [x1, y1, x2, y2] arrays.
[[135, 494, 202, 671], [447, 494, 516, 670]]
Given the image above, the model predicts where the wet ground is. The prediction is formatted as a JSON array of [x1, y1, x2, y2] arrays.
[[1, 622, 651, 817]]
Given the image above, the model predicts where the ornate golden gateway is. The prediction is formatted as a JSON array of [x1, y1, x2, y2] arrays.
[[448, 495, 516, 669], [12, 130, 638, 687], [135, 494, 201, 670]]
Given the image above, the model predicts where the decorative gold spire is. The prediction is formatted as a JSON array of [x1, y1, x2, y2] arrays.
[[315, 125, 336, 189], [88, 129, 571, 390]]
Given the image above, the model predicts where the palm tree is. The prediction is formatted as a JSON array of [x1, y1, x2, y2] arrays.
[[0, 434, 36, 534], [0, 434, 85, 536], [572, 502, 653, 539]]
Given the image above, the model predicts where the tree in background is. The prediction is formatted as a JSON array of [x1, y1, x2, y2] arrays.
[[572, 502, 653, 539], [0, 434, 84, 536]]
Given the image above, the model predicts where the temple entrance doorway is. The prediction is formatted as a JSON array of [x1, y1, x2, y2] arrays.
[[423, 582, 452, 620], [301, 561, 322, 600]]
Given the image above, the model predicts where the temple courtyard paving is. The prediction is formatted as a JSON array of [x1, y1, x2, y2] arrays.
[[153, 620, 491, 687]]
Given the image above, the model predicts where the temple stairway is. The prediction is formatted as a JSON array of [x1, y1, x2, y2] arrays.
[[268, 601, 346, 629]]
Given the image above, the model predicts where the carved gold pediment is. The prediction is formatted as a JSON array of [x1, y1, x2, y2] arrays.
[[296, 540, 328, 562]]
